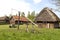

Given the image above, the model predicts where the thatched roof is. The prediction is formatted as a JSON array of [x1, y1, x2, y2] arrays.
[[35, 7, 60, 22]]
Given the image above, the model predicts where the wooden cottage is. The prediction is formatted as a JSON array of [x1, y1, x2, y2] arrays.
[[0, 16, 9, 24], [34, 7, 60, 28], [10, 16, 30, 24]]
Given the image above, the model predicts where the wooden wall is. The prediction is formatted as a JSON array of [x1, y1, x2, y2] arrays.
[[37, 23, 59, 28]]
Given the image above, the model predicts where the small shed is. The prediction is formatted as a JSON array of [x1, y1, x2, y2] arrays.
[[0, 16, 9, 24], [10, 16, 30, 24], [34, 7, 60, 28]]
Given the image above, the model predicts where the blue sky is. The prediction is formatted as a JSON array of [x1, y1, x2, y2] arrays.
[[0, 0, 60, 18]]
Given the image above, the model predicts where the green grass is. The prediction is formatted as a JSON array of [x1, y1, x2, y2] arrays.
[[0, 24, 60, 40]]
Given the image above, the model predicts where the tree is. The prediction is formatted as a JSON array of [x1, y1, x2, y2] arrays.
[[27, 11, 31, 19], [27, 11, 36, 21], [21, 12, 25, 17], [51, 0, 60, 11], [52, 0, 60, 6], [30, 11, 35, 21]]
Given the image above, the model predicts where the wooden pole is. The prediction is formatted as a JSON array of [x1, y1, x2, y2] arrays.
[[32, 23, 34, 32], [26, 23, 29, 32], [18, 11, 20, 30]]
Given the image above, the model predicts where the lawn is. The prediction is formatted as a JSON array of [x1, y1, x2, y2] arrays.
[[0, 24, 60, 40]]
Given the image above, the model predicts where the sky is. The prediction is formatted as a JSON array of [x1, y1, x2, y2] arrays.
[[0, 0, 60, 18]]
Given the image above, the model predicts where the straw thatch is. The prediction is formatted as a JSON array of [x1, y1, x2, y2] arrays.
[[35, 7, 60, 22], [35, 7, 60, 28]]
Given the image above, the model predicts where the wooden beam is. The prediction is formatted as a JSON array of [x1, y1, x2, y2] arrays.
[[18, 11, 20, 30]]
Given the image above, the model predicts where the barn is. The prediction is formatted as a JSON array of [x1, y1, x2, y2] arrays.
[[34, 7, 60, 28], [10, 15, 30, 24]]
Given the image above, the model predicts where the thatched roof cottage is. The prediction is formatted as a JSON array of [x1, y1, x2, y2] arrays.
[[34, 7, 60, 28]]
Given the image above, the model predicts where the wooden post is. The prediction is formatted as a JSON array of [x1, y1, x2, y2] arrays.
[[47, 23, 50, 28], [32, 23, 34, 33], [43, 21, 44, 28], [26, 23, 29, 32], [18, 11, 20, 30]]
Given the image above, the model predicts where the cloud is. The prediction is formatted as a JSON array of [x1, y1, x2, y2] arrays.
[[0, 0, 32, 16], [33, 0, 42, 4]]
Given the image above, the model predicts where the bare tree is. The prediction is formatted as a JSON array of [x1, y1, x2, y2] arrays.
[[51, 0, 60, 11]]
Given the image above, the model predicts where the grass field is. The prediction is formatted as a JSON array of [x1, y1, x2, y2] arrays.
[[0, 24, 60, 40]]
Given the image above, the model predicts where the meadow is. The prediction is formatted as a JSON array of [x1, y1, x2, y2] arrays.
[[0, 24, 60, 40]]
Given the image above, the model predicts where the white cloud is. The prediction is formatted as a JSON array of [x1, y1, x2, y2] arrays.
[[33, 0, 42, 4], [0, 0, 32, 17]]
